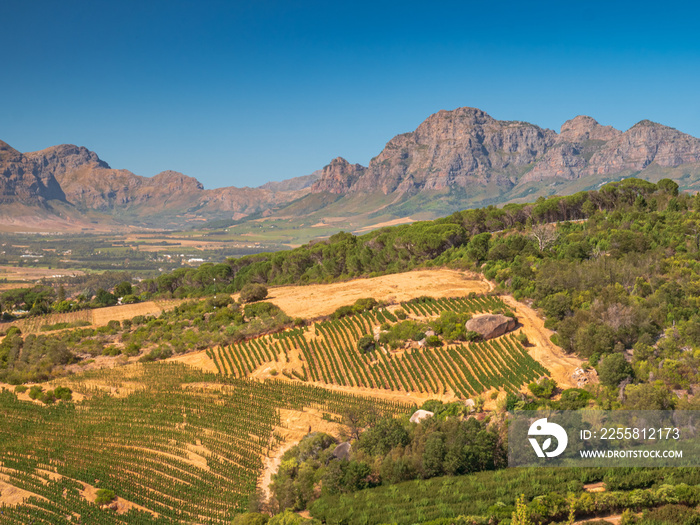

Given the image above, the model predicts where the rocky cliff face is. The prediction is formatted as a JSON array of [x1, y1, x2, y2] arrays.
[[310, 157, 366, 194], [308, 108, 700, 200], [318, 107, 557, 196], [0, 140, 66, 204]]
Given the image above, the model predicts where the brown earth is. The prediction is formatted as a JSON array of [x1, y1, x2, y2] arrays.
[[80, 480, 158, 516], [0, 475, 45, 506], [260, 408, 342, 502], [251, 269, 490, 319], [500, 294, 587, 389], [0, 265, 84, 282], [90, 301, 171, 326]]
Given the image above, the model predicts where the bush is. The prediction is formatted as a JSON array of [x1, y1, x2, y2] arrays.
[[239, 283, 268, 303], [54, 386, 72, 401], [357, 335, 375, 353], [395, 309, 407, 320], [14, 385, 28, 393], [28, 385, 43, 400], [528, 377, 557, 398], [597, 352, 633, 388], [425, 335, 442, 347], [95, 488, 116, 505], [233, 512, 269, 525]]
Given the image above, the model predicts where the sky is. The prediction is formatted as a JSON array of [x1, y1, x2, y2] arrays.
[[2, 0, 700, 189]]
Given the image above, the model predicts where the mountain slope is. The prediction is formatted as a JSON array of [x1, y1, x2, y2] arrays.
[[274, 107, 700, 226]]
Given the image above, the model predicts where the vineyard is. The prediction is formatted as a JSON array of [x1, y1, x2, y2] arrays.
[[208, 295, 549, 398], [0, 362, 413, 523]]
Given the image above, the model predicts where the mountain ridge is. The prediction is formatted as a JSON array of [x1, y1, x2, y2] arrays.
[[3, 106, 700, 231]]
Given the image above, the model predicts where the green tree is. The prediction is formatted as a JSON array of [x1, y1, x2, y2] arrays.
[[597, 353, 633, 387], [239, 283, 269, 303], [466, 233, 491, 265], [115, 281, 133, 297]]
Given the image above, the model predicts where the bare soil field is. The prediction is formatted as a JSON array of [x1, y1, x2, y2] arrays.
[[352, 216, 415, 233], [254, 269, 490, 319], [0, 265, 84, 282], [90, 301, 169, 325]]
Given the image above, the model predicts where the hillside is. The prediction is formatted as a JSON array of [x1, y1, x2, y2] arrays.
[[4, 179, 700, 523]]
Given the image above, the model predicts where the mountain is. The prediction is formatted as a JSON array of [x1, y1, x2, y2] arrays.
[[0, 142, 314, 230], [4, 106, 700, 233], [259, 170, 322, 192], [276, 107, 700, 227]]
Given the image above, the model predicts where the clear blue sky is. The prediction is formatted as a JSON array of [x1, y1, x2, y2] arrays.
[[2, 0, 699, 189]]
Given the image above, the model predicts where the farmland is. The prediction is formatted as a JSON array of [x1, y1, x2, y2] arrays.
[[209, 295, 550, 400], [0, 362, 413, 523]]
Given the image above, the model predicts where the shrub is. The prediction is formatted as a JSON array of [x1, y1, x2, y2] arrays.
[[95, 488, 116, 505], [28, 385, 43, 400], [54, 386, 72, 401], [239, 283, 268, 303], [528, 377, 557, 398], [357, 335, 375, 353], [102, 346, 122, 357], [14, 385, 28, 393], [233, 512, 269, 525], [425, 335, 442, 347]]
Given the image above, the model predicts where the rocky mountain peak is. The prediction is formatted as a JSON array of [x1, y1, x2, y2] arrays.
[[310, 157, 366, 194], [559, 115, 621, 142], [413, 107, 496, 143], [26, 144, 110, 180], [151, 170, 205, 191]]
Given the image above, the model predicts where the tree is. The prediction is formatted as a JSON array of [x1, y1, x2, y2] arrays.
[[466, 233, 491, 265], [528, 377, 557, 398], [239, 283, 268, 303], [530, 223, 558, 251], [657, 178, 679, 196], [597, 353, 633, 387], [95, 489, 116, 505], [95, 288, 117, 306], [115, 281, 133, 297]]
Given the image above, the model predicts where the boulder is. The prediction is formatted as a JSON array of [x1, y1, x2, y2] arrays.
[[465, 314, 516, 340], [409, 409, 434, 424], [332, 442, 352, 460]]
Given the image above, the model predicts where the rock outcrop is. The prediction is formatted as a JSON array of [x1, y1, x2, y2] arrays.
[[409, 409, 434, 424], [465, 314, 517, 340], [332, 442, 352, 460]]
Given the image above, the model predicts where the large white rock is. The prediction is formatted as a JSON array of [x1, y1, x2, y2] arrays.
[[465, 314, 516, 340], [409, 409, 434, 424]]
